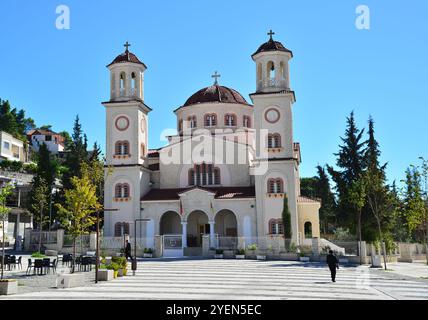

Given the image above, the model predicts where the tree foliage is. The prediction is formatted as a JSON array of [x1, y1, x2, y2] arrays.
[[0, 98, 35, 142]]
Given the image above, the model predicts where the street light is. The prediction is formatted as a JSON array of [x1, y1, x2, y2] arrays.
[[133, 218, 150, 276], [95, 208, 118, 284]]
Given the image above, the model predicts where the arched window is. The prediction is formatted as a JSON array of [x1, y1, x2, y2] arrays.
[[257, 63, 262, 86], [120, 72, 126, 96], [131, 72, 137, 96], [141, 143, 146, 159], [115, 183, 130, 198], [205, 114, 217, 127], [115, 141, 130, 156], [267, 61, 275, 80], [189, 164, 221, 186], [178, 119, 183, 131], [187, 116, 197, 129], [304, 222, 313, 238], [243, 116, 251, 128], [268, 134, 282, 148], [268, 178, 284, 194], [115, 222, 130, 237], [225, 114, 236, 126], [269, 219, 284, 235]]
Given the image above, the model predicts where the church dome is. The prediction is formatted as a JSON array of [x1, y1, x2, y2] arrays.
[[252, 32, 293, 58], [107, 44, 147, 68], [183, 84, 251, 107]]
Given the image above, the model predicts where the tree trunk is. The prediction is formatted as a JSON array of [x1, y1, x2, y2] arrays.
[[72, 237, 76, 274], [425, 225, 428, 266], [377, 221, 387, 270], [38, 207, 43, 253], [357, 210, 362, 256]]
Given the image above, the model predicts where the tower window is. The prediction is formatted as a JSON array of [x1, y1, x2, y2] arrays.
[[268, 134, 282, 148], [115, 141, 130, 156], [269, 219, 284, 235], [120, 72, 126, 96], [141, 143, 146, 159], [115, 222, 130, 237], [115, 183, 130, 198], [187, 116, 197, 129], [268, 178, 284, 194]]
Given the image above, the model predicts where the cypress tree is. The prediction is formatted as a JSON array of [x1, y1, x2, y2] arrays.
[[282, 194, 292, 245]]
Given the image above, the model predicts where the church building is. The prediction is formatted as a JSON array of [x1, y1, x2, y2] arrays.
[[102, 32, 321, 257]]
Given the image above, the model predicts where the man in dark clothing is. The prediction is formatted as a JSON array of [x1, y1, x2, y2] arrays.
[[326, 250, 339, 282], [125, 240, 133, 261]]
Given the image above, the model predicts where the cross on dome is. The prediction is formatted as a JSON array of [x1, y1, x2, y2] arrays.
[[124, 41, 131, 52], [212, 71, 221, 85], [268, 29, 275, 40]]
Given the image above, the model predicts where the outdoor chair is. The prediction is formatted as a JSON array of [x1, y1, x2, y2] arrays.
[[26, 259, 33, 275], [8, 256, 16, 270], [49, 259, 57, 273], [62, 254, 72, 266], [33, 260, 44, 275], [42, 259, 51, 274], [81, 257, 92, 272], [15, 256, 22, 270]]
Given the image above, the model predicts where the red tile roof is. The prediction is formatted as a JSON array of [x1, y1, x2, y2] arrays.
[[148, 149, 160, 158], [141, 186, 255, 201]]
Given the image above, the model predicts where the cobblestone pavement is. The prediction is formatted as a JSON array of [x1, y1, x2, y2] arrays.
[[1, 259, 428, 300]]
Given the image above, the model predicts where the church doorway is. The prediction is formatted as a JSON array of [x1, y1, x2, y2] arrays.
[[160, 211, 182, 235], [215, 210, 238, 249], [187, 210, 209, 248]]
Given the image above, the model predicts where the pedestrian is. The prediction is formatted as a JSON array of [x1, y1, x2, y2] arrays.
[[125, 240, 133, 261], [326, 250, 339, 282]]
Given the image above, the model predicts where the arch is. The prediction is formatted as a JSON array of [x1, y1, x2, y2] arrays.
[[140, 143, 146, 159], [280, 61, 286, 79], [159, 211, 182, 235], [224, 113, 237, 126], [114, 183, 130, 198], [186, 210, 209, 247], [131, 72, 137, 89], [215, 209, 238, 237], [187, 115, 197, 128], [267, 178, 284, 194], [304, 221, 313, 238], [189, 164, 221, 186], [257, 63, 262, 83], [178, 119, 183, 131], [119, 72, 126, 96], [267, 61, 275, 79], [115, 141, 130, 155]]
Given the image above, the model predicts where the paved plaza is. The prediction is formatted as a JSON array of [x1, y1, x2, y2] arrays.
[[1, 258, 428, 300]]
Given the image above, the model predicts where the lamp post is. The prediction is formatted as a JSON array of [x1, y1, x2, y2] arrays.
[[95, 208, 118, 284], [133, 218, 150, 276]]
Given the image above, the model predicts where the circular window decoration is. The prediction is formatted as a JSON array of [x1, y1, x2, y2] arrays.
[[265, 108, 281, 124], [115, 116, 130, 131]]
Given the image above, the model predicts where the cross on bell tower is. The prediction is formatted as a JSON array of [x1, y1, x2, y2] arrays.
[[268, 30, 275, 40], [124, 41, 131, 52], [212, 71, 221, 85]]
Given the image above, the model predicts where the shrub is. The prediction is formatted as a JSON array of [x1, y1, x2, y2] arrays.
[[247, 244, 257, 251], [108, 262, 120, 272], [112, 256, 127, 270], [215, 249, 224, 255], [31, 252, 45, 258], [144, 248, 153, 254], [236, 249, 245, 255]]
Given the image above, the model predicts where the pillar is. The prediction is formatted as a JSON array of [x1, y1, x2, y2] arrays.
[[202, 235, 210, 257], [181, 222, 187, 248], [312, 237, 320, 257], [209, 220, 215, 248]]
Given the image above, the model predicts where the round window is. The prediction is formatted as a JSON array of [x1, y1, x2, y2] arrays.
[[265, 108, 280, 123], [115, 116, 130, 131]]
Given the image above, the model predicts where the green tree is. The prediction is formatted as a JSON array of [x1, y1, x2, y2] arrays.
[[347, 175, 366, 256], [315, 165, 337, 234], [328, 111, 366, 232], [30, 177, 49, 253], [0, 98, 35, 141], [58, 130, 73, 150], [56, 176, 101, 272], [0, 183, 14, 280], [282, 194, 292, 247]]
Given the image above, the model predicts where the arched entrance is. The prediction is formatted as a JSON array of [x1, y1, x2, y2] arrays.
[[304, 221, 313, 238], [187, 210, 209, 248], [215, 210, 238, 249], [160, 211, 182, 235]]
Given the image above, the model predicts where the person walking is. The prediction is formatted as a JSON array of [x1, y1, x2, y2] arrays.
[[125, 240, 133, 261], [326, 250, 339, 282]]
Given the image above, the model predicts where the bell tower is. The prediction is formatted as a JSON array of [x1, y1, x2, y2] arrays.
[[250, 31, 300, 246], [102, 42, 152, 237]]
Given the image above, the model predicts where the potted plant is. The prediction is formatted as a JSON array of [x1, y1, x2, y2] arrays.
[[214, 249, 224, 259], [246, 244, 257, 259], [112, 257, 127, 277], [0, 279, 18, 296], [108, 262, 120, 278], [299, 251, 310, 262], [235, 249, 246, 259], [143, 248, 153, 258], [97, 264, 114, 281]]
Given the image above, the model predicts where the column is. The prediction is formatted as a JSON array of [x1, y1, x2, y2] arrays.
[[181, 222, 187, 248], [209, 221, 215, 248]]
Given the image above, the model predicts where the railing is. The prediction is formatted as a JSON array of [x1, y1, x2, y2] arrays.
[[29, 231, 57, 245], [257, 78, 288, 91], [163, 235, 182, 249], [63, 234, 90, 248]]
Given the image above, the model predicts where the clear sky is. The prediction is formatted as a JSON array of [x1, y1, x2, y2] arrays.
[[0, 0, 427, 185]]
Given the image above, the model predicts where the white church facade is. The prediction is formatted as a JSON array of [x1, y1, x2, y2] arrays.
[[102, 34, 321, 256]]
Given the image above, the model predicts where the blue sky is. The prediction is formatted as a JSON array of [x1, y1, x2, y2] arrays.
[[0, 0, 427, 185]]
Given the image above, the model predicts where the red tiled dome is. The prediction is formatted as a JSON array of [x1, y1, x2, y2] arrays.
[[183, 84, 250, 107], [107, 51, 147, 68], [252, 38, 293, 58]]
